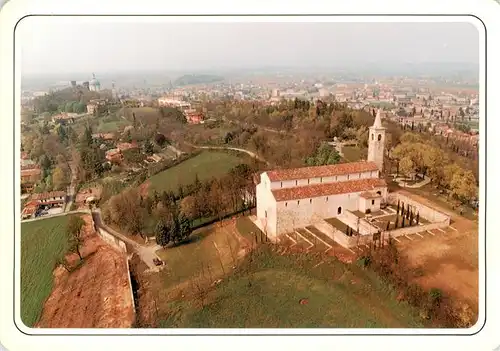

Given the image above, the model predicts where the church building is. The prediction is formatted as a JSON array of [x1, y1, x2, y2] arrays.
[[255, 110, 388, 238]]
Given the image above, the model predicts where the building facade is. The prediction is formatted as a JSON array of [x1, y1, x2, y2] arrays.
[[255, 109, 387, 238]]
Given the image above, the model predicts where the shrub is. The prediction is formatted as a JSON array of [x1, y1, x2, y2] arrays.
[[356, 256, 371, 268], [429, 288, 443, 306]]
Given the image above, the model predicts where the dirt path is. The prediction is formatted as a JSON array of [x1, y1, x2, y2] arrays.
[[36, 215, 135, 328], [92, 210, 162, 272]]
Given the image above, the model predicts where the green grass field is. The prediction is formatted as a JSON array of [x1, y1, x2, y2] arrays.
[[21, 215, 75, 327], [159, 243, 423, 328], [342, 146, 366, 162], [148, 151, 245, 194], [97, 120, 131, 133], [156, 224, 242, 290]]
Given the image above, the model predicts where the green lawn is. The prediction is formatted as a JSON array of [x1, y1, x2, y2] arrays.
[[342, 146, 366, 162], [156, 225, 242, 290], [21, 215, 76, 327], [97, 120, 130, 133], [148, 151, 245, 194], [159, 245, 424, 328]]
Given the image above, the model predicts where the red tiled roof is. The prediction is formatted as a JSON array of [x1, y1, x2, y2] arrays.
[[22, 200, 40, 215], [21, 168, 42, 176], [117, 142, 138, 151], [31, 191, 66, 200], [266, 161, 379, 182], [271, 178, 387, 202]]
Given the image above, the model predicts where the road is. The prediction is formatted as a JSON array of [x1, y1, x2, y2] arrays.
[[21, 209, 91, 223]]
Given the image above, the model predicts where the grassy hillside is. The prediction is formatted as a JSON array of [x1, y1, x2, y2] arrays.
[[158, 242, 423, 328], [148, 151, 245, 194], [153, 218, 423, 328], [21, 215, 75, 327]]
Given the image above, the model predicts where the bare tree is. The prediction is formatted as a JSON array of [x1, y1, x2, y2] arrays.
[[67, 215, 86, 260]]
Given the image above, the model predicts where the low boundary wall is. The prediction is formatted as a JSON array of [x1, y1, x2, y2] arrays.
[[388, 221, 449, 238], [339, 210, 379, 236], [387, 193, 451, 224], [313, 219, 372, 248]]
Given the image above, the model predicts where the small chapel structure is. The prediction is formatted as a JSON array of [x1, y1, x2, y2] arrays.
[[255, 109, 388, 238]]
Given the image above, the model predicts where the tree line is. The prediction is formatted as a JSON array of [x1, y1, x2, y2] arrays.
[[101, 163, 258, 245], [390, 132, 478, 206]]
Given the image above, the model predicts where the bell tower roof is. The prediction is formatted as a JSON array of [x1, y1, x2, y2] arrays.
[[372, 109, 383, 128]]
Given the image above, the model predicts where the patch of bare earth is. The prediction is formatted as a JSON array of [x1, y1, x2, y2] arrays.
[[395, 190, 479, 314], [36, 215, 135, 328]]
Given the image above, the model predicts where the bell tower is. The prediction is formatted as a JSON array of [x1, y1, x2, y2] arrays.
[[368, 109, 386, 172]]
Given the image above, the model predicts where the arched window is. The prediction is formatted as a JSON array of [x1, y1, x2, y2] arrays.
[[337, 206, 342, 215], [310, 199, 312, 204], [297, 200, 300, 205], [281, 182, 283, 188], [285, 202, 288, 207], [326, 197, 328, 202], [378, 134, 382, 141], [376, 191, 381, 195]]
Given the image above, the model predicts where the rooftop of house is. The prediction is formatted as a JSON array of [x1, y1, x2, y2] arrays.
[[22, 201, 40, 215], [265, 161, 379, 182], [92, 133, 115, 140], [106, 148, 121, 156], [117, 142, 138, 151], [21, 167, 42, 176], [271, 178, 387, 202]]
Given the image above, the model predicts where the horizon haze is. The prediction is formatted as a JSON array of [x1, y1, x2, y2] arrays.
[[17, 18, 480, 77]]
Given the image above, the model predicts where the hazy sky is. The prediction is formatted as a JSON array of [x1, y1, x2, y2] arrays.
[[17, 18, 479, 75]]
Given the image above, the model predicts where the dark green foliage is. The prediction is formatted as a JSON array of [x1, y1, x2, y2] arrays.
[[429, 288, 443, 307], [143, 140, 154, 155], [155, 220, 171, 247], [305, 143, 341, 166]]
